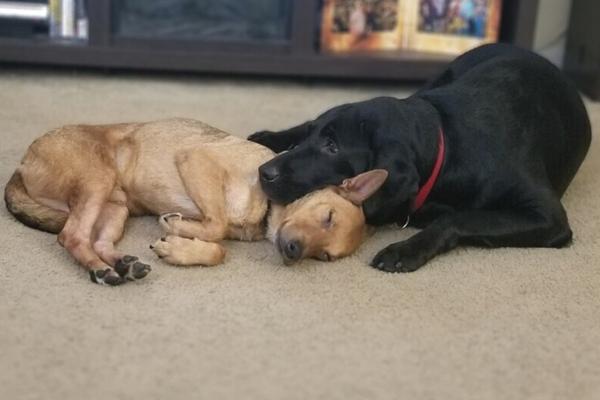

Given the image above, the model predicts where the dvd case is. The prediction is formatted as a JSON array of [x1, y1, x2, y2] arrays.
[[403, 0, 502, 55], [320, 0, 502, 55], [321, 0, 403, 52]]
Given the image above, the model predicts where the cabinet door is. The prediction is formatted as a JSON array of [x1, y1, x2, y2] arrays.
[[112, 0, 293, 43]]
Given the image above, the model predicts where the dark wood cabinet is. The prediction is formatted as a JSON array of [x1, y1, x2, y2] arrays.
[[564, 0, 600, 100], [0, 0, 539, 81]]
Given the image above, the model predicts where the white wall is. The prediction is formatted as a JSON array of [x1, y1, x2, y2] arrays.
[[533, 0, 573, 66]]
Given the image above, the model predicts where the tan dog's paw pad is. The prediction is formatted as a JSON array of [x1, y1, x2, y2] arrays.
[[115, 255, 151, 281], [159, 212, 183, 233], [89, 268, 123, 286]]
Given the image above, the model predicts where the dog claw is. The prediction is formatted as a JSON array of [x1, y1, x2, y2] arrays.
[[159, 213, 184, 235], [160, 212, 183, 223]]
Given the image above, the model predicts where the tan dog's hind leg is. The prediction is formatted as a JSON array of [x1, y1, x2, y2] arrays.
[[151, 235, 226, 266], [92, 200, 151, 281], [58, 189, 123, 285]]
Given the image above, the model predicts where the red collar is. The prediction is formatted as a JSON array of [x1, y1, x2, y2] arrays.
[[412, 128, 445, 212]]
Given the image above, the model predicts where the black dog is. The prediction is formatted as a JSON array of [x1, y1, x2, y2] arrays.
[[249, 44, 591, 272]]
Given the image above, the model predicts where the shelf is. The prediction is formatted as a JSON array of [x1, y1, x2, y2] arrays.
[[0, 36, 452, 80], [0, 0, 539, 81]]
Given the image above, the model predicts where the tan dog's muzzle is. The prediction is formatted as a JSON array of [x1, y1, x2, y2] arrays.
[[276, 233, 304, 265]]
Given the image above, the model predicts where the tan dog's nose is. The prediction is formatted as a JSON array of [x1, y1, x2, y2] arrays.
[[278, 237, 303, 264]]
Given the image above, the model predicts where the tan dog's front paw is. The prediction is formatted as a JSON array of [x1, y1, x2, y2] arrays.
[[150, 235, 225, 266], [159, 212, 183, 235]]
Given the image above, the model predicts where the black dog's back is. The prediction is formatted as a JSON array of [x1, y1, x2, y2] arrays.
[[419, 44, 591, 197], [421, 43, 536, 91]]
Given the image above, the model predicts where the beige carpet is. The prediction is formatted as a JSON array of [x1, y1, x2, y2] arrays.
[[0, 67, 599, 400]]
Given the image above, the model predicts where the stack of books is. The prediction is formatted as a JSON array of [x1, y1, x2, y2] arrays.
[[0, 0, 87, 39], [48, 0, 88, 40]]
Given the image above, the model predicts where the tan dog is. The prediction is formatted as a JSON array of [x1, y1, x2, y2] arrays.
[[4, 118, 388, 285]]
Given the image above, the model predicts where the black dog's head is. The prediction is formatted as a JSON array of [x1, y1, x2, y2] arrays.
[[258, 99, 393, 204]]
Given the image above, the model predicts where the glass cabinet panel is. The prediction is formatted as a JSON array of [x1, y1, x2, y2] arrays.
[[112, 0, 293, 42]]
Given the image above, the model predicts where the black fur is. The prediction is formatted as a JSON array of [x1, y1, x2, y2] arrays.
[[249, 44, 591, 272]]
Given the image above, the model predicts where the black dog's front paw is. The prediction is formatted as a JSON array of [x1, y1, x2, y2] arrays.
[[247, 130, 277, 146], [370, 242, 429, 273]]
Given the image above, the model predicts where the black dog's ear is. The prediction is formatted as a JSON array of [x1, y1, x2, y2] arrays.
[[362, 132, 421, 224], [362, 165, 419, 225], [392, 167, 420, 206], [247, 121, 313, 153]]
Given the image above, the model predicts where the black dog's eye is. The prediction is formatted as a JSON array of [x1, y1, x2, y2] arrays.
[[323, 137, 338, 154], [322, 209, 334, 228]]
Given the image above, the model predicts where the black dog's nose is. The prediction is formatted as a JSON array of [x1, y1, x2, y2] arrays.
[[259, 164, 280, 182], [283, 239, 303, 262]]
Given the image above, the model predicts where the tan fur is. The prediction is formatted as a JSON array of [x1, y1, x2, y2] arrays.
[[271, 188, 368, 262], [4, 171, 67, 233], [152, 236, 226, 266], [4, 118, 371, 284]]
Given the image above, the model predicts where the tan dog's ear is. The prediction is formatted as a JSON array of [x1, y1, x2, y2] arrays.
[[340, 169, 388, 206]]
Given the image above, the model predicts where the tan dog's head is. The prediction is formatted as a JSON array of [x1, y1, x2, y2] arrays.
[[272, 169, 388, 265]]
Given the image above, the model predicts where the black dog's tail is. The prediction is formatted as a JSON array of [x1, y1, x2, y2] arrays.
[[4, 170, 67, 234]]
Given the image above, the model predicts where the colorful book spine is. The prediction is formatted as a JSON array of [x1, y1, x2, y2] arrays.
[[48, 0, 87, 40], [48, 0, 61, 38], [75, 0, 88, 39], [60, 0, 75, 37]]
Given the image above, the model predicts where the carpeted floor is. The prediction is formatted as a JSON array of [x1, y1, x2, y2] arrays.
[[0, 67, 599, 400]]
